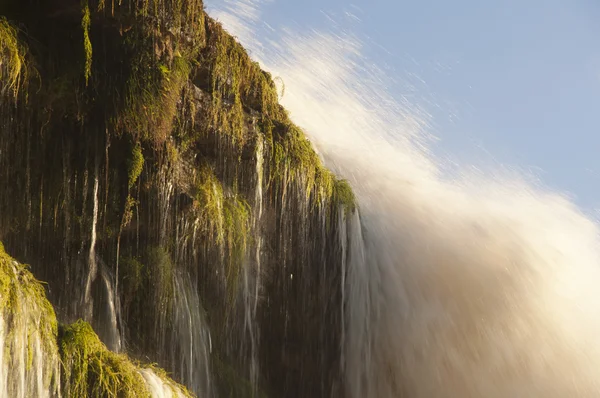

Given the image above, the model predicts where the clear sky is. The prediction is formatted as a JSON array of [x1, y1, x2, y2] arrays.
[[207, 0, 600, 210]]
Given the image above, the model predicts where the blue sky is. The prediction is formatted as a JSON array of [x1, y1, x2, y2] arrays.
[[208, 0, 600, 209]]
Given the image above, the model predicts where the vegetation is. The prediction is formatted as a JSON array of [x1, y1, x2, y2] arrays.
[[0, 242, 59, 395], [333, 179, 357, 214], [202, 18, 355, 212], [81, 1, 93, 85], [0, 244, 192, 396], [59, 320, 151, 397], [118, 51, 193, 146], [0, 17, 28, 99], [193, 164, 251, 308], [205, 18, 283, 145], [127, 142, 144, 189]]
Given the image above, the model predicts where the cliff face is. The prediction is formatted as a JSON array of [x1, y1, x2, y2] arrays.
[[0, 1, 355, 397]]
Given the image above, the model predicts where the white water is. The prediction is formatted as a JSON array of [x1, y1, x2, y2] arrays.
[[139, 368, 189, 398], [169, 273, 213, 397], [83, 169, 100, 321], [208, 2, 600, 397]]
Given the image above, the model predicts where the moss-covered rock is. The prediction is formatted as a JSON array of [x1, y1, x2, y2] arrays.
[[59, 320, 150, 397], [0, 244, 195, 397], [0, 242, 60, 397]]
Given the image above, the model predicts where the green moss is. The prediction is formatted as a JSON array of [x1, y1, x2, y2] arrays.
[[333, 179, 356, 214], [194, 164, 226, 244], [204, 19, 283, 145], [192, 164, 250, 307], [0, 243, 58, 346], [118, 52, 192, 147], [81, 1, 93, 85], [59, 320, 151, 397], [194, 164, 250, 253], [222, 195, 250, 307], [0, 244, 59, 394], [0, 246, 190, 397], [202, 17, 355, 214], [0, 17, 28, 99], [127, 143, 145, 189]]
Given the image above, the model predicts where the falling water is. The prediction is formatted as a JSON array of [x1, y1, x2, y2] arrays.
[[139, 368, 191, 398], [83, 166, 100, 320], [96, 266, 122, 353], [207, 2, 600, 397], [242, 133, 264, 389], [82, 164, 122, 353], [168, 273, 213, 397]]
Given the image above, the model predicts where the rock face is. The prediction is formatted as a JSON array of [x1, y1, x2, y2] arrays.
[[0, 1, 355, 397]]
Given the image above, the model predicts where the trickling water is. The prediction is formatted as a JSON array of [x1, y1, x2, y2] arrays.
[[83, 166, 100, 321], [241, 133, 264, 390], [168, 273, 213, 397], [97, 266, 122, 353], [81, 164, 122, 353]]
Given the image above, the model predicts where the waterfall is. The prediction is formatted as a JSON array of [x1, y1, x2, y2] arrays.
[[82, 164, 122, 353], [139, 368, 191, 398], [83, 166, 100, 320], [206, 2, 600, 396], [169, 273, 213, 397], [243, 133, 264, 390]]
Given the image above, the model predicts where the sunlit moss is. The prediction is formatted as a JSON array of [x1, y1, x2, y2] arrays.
[[81, 1, 93, 85], [0, 244, 60, 395], [192, 164, 251, 307], [127, 143, 145, 189], [333, 179, 356, 214], [0, 17, 28, 99], [203, 17, 356, 215], [194, 163, 226, 244], [59, 320, 151, 397], [118, 52, 192, 147], [204, 18, 283, 145]]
